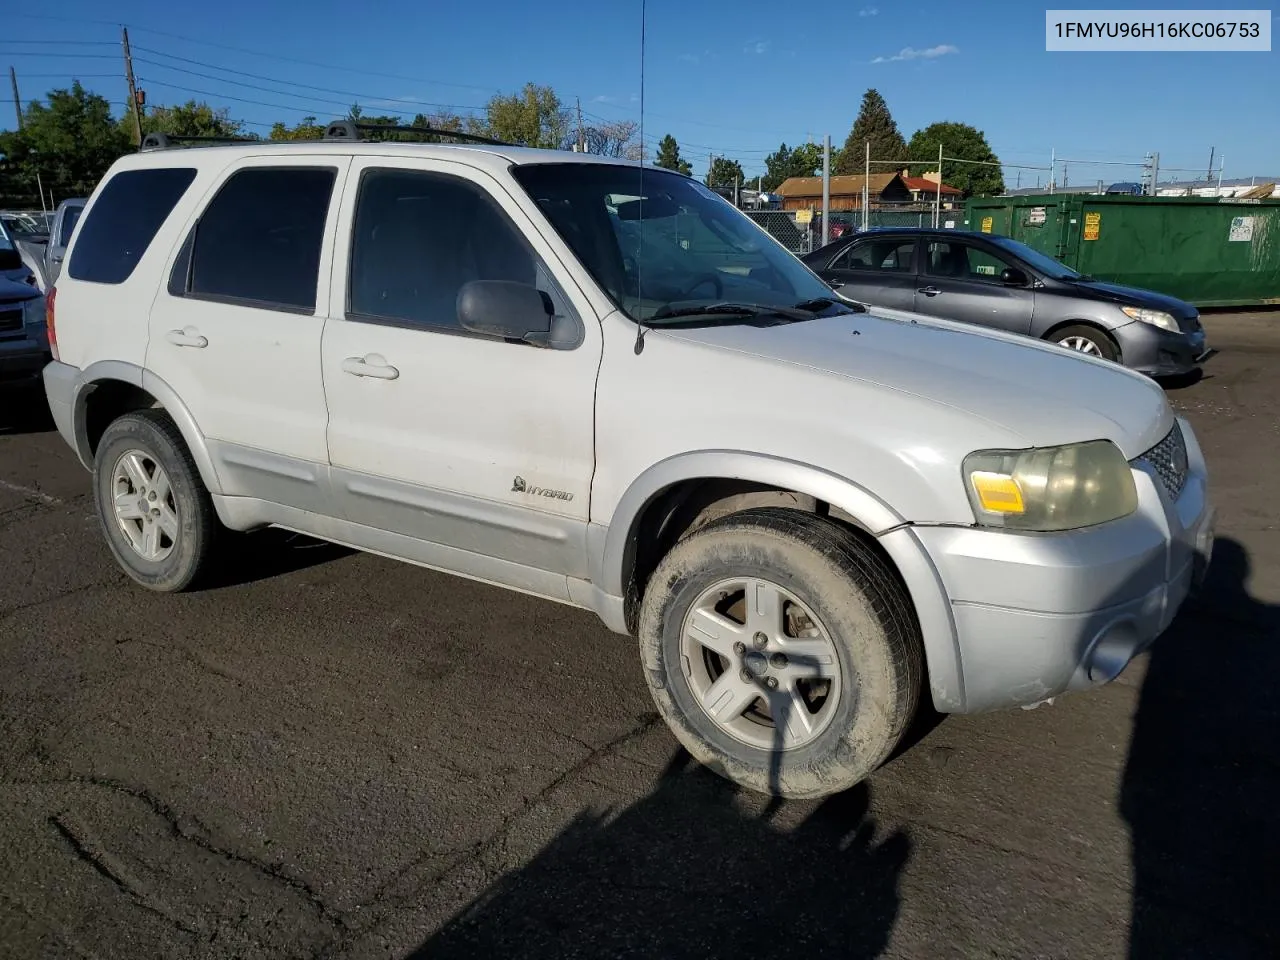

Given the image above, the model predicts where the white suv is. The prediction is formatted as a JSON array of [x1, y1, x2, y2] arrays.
[[42, 126, 1215, 798]]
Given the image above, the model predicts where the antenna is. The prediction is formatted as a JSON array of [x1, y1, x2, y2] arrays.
[[634, 0, 648, 355]]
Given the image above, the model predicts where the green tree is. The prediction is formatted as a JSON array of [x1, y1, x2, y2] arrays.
[[139, 100, 247, 140], [654, 134, 692, 175], [761, 141, 824, 192], [706, 156, 745, 190], [0, 82, 130, 204], [270, 116, 327, 141], [482, 83, 569, 149], [906, 121, 1005, 197], [834, 88, 908, 175]]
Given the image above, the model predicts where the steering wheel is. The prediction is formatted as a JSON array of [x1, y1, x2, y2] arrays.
[[677, 272, 725, 300]]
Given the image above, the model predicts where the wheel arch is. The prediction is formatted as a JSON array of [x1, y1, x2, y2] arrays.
[[73, 360, 224, 496], [593, 451, 965, 713], [1041, 319, 1122, 359]]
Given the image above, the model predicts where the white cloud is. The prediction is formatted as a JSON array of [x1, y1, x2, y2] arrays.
[[592, 95, 617, 103], [745, 40, 771, 54], [859, 5, 878, 15], [871, 43, 959, 63], [679, 52, 701, 64]]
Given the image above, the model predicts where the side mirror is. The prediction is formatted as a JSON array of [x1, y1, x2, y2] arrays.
[[457, 280, 574, 348], [1000, 266, 1028, 286]]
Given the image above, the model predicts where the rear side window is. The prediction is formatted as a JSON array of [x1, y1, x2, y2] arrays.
[[176, 167, 336, 313], [67, 168, 196, 284]]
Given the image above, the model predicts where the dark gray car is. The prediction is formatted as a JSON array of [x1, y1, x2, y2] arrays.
[[800, 228, 1210, 377]]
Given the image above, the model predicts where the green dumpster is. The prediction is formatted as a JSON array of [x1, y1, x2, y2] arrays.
[[964, 193, 1280, 307]]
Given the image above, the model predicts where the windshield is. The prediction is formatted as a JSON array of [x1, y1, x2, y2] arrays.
[[511, 164, 845, 323], [987, 235, 1081, 281]]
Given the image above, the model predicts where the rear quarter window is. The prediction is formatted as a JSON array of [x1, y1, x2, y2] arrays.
[[67, 168, 197, 285]]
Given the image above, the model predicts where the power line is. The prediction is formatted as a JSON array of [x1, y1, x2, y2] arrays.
[[0, 51, 120, 60], [3, 39, 117, 46]]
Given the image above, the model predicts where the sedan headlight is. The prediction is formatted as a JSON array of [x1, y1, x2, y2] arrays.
[[1121, 305, 1178, 332], [962, 440, 1137, 531]]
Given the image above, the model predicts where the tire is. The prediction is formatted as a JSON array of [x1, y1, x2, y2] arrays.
[[92, 409, 218, 592], [638, 507, 923, 799], [1048, 324, 1120, 363]]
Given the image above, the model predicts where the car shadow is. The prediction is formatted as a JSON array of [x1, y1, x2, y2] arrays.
[[199, 528, 355, 590], [0, 381, 55, 436], [411, 750, 909, 960], [1120, 536, 1280, 958], [1155, 367, 1206, 391]]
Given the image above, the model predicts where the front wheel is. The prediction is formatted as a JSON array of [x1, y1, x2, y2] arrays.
[[637, 508, 923, 799], [1048, 324, 1120, 363]]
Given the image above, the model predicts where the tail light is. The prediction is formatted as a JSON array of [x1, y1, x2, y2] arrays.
[[46, 286, 58, 361]]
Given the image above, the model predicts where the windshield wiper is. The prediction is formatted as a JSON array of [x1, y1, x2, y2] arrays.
[[647, 301, 814, 323], [792, 296, 866, 313]]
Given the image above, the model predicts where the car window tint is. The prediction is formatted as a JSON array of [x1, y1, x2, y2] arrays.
[[67, 168, 197, 285], [835, 238, 915, 272], [926, 241, 1014, 281], [348, 168, 539, 331], [60, 207, 83, 247], [186, 167, 336, 312]]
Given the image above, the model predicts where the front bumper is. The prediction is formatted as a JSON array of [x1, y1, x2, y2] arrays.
[[912, 415, 1212, 713], [1115, 319, 1210, 377]]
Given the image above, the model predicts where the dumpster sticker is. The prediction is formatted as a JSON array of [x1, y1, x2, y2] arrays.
[[1083, 211, 1101, 241], [980, 216, 993, 233], [1028, 207, 1047, 225], [1228, 216, 1255, 242], [944, 219, 956, 229]]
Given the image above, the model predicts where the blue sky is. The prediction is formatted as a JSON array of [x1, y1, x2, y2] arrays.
[[5, 2, 1277, 186]]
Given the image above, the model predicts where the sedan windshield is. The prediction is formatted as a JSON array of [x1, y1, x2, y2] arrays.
[[987, 235, 1081, 281], [511, 164, 849, 324]]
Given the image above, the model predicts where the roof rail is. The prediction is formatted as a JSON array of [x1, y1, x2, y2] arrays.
[[139, 131, 261, 152], [321, 119, 510, 147]]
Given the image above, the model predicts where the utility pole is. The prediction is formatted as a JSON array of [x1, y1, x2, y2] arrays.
[[1016, 170, 1021, 189], [821, 134, 831, 246], [863, 139, 870, 231], [733, 174, 739, 208], [1049, 147, 1056, 194], [9, 66, 22, 130], [1217, 156, 1224, 193], [122, 27, 143, 146], [575, 97, 584, 152], [933, 142, 943, 228], [1206, 145, 1215, 182], [1150, 151, 1160, 196], [1063, 161, 1068, 188]]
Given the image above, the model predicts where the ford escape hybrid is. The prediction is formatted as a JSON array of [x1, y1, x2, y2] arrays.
[[42, 125, 1215, 799]]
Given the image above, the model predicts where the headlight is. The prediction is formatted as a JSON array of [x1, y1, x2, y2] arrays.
[[23, 297, 45, 327], [962, 440, 1137, 531], [1121, 305, 1178, 332]]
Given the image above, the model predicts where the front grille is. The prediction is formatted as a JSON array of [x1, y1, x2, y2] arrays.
[[0, 307, 23, 333], [1136, 422, 1189, 501]]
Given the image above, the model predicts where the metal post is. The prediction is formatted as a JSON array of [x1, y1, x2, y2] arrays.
[[9, 66, 22, 130], [734, 174, 739, 208], [1150, 152, 1160, 196], [863, 139, 870, 231], [1049, 147, 1055, 194], [1217, 156, 1224, 193], [575, 97, 584, 152], [821, 134, 831, 246], [933, 142, 942, 228], [122, 27, 143, 147], [35, 169, 47, 216]]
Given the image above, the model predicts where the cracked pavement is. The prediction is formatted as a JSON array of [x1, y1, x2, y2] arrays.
[[1, 312, 1278, 959]]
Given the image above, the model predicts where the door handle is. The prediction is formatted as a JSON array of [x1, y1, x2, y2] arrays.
[[342, 354, 399, 380], [165, 327, 208, 348], [918, 286, 942, 297]]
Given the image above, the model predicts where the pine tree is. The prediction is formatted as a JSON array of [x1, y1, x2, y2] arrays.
[[654, 134, 692, 175], [834, 89, 908, 176]]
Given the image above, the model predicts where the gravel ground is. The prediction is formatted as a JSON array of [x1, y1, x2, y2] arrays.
[[1, 310, 1276, 959]]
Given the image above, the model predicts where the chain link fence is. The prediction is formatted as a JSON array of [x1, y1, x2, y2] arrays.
[[743, 206, 963, 253]]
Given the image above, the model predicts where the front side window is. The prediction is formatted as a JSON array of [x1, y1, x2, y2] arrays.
[[347, 168, 541, 331], [67, 168, 197, 285], [925, 241, 1016, 282], [834, 238, 915, 273], [181, 166, 336, 312], [511, 164, 847, 323]]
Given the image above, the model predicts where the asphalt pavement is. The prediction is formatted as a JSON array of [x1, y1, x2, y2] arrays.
[[1, 312, 1277, 959]]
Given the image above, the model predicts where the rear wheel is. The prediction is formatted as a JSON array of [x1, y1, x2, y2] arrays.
[[638, 507, 922, 799], [1048, 324, 1120, 363], [92, 410, 218, 592]]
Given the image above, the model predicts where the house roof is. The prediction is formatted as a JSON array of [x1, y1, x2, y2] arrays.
[[901, 175, 961, 195], [775, 173, 903, 197]]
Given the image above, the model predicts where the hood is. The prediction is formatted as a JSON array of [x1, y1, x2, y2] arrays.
[[0, 275, 40, 302], [658, 309, 1173, 459], [1061, 277, 1197, 317]]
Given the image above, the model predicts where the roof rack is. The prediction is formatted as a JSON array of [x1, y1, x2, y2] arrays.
[[320, 119, 510, 147], [139, 131, 261, 152]]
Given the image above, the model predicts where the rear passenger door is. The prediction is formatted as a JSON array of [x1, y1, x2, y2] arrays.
[[147, 155, 350, 513], [319, 158, 601, 590], [822, 235, 918, 310]]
